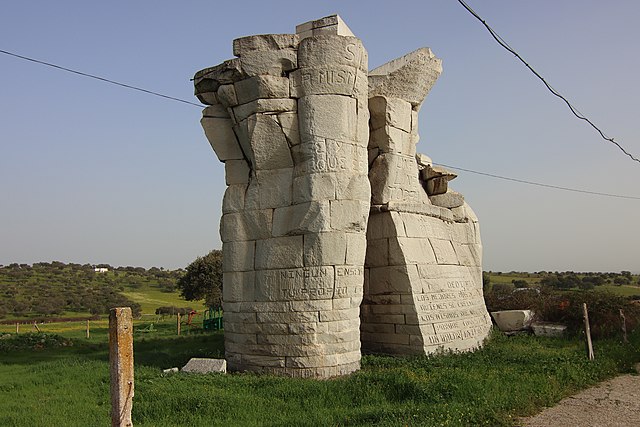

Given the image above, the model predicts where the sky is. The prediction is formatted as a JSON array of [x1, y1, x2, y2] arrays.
[[1, 1, 639, 272]]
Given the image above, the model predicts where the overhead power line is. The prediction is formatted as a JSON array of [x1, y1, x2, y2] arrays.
[[456, 0, 640, 164], [0, 48, 202, 108], [435, 163, 640, 200], [2, 47, 639, 200]]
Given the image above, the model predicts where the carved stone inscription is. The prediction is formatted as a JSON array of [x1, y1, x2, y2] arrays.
[[294, 140, 367, 177], [414, 269, 491, 347], [256, 266, 363, 301]]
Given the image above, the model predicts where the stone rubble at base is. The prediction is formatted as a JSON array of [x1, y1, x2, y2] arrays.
[[193, 14, 492, 378]]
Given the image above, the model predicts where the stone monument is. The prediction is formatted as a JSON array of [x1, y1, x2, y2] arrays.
[[194, 14, 492, 378]]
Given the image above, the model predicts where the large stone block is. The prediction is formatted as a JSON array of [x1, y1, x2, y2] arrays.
[[369, 96, 412, 132], [274, 112, 300, 146], [369, 126, 412, 154], [272, 201, 331, 236], [292, 172, 336, 204], [238, 48, 298, 77], [430, 190, 465, 209], [298, 95, 357, 142], [201, 106, 244, 161], [220, 209, 273, 242], [298, 36, 367, 72], [367, 264, 418, 295], [369, 153, 427, 205], [224, 159, 251, 185], [222, 184, 246, 214], [296, 15, 356, 39], [245, 114, 293, 170], [194, 59, 242, 90], [329, 199, 369, 232], [223, 271, 255, 303], [303, 232, 347, 266], [256, 168, 293, 209], [233, 34, 299, 57], [366, 211, 406, 240], [491, 310, 534, 332], [233, 98, 297, 123], [234, 75, 290, 104], [429, 238, 459, 265], [217, 84, 238, 107], [400, 212, 452, 241], [388, 237, 437, 266], [222, 240, 255, 272], [369, 47, 442, 108], [335, 174, 370, 201], [345, 233, 367, 265], [255, 236, 304, 270], [365, 238, 389, 267]]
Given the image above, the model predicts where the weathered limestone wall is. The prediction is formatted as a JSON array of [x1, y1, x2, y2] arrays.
[[194, 16, 370, 378], [362, 49, 492, 355]]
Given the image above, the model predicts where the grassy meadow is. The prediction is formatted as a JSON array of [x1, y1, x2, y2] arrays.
[[121, 284, 205, 314], [1, 317, 639, 427], [2, 267, 639, 425]]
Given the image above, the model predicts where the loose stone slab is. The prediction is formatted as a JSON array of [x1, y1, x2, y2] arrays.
[[491, 310, 535, 332], [181, 358, 227, 374], [531, 322, 567, 337]]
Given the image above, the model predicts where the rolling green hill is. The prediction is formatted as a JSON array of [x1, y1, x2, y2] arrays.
[[0, 262, 200, 320]]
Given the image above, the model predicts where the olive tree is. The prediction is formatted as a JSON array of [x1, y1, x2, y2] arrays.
[[176, 250, 223, 307]]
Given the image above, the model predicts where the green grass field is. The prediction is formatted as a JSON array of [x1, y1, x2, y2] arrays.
[[599, 284, 640, 297], [1, 319, 639, 426], [122, 285, 204, 314]]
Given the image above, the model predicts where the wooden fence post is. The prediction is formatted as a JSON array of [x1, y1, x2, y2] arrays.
[[87, 319, 91, 339], [16, 323, 19, 334], [582, 303, 595, 360], [620, 309, 628, 344], [177, 312, 181, 336], [109, 307, 134, 427]]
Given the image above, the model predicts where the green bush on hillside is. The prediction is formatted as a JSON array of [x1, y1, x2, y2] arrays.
[[485, 287, 640, 338]]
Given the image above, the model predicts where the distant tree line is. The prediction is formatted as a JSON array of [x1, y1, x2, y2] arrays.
[[0, 262, 186, 319], [538, 271, 636, 290]]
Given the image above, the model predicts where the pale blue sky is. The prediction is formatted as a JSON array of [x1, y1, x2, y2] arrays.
[[1, 1, 638, 272]]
